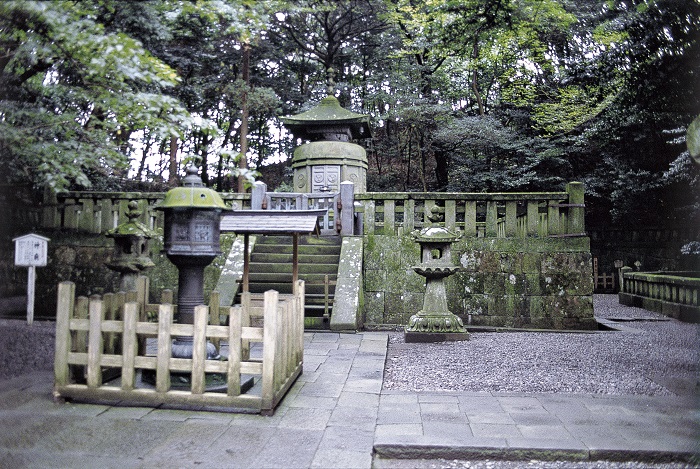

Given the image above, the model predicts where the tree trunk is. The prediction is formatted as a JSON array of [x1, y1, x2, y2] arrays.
[[472, 39, 485, 116], [434, 151, 449, 190], [237, 40, 250, 193], [168, 136, 178, 186], [136, 132, 152, 181]]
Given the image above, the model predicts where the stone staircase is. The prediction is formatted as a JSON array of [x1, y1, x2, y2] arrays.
[[241, 235, 341, 329]]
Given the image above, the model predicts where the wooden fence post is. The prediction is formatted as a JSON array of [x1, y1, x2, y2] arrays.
[[261, 289, 279, 412], [191, 305, 209, 395], [54, 281, 75, 388], [295, 280, 305, 367], [227, 305, 242, 397], [241, 291, 251, 361], [156, 304, 173, 393], [121, 302, 139, 391], [209, 290, 221, 352], [87, 297, 104, 388]]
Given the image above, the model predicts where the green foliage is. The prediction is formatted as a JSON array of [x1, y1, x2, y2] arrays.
[[0, 0, 195, 192], [532, 85, 620, 136], [1, 0, 697, 232]]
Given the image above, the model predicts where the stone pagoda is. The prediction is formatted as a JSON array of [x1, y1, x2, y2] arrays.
[[280, 69, 371, 193]]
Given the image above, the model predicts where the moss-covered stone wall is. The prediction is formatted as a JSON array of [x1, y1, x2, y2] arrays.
[[363, 234, 596, 330]]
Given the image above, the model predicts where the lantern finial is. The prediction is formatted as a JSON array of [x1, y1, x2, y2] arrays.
[[182, 164, 203, 187], [326, 67, 336, 95]]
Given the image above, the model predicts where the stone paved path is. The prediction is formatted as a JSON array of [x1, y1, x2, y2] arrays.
[[0, 332, 697, 468]]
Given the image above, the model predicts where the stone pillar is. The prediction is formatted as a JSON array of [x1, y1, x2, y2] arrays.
[[251, 181, 267, 210], [339, 181, 355, 236], [566, 182, 585, 235]]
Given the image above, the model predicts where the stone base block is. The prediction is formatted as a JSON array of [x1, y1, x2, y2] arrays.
[[404, 330, 470, 343]]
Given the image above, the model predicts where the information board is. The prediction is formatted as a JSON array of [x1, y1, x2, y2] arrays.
[[14, 234, 49, 267]]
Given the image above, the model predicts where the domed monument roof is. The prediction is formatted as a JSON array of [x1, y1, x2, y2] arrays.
[[280, 68, 371, 142]]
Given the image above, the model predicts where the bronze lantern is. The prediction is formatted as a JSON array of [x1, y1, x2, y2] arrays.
[[156, 165, 230, 358]]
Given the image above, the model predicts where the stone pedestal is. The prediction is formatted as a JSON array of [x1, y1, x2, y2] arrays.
[[405, 226, 469, 343]]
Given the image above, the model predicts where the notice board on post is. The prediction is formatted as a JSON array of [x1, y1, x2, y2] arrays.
[[14, 233, 49, 267], [13, 233, 50, 324]]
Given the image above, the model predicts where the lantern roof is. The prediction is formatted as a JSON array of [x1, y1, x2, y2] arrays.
[[107, 201, 155, 238], [413, 226, 461, 244], [280, 68, 371, 141], [156, 166, 231, 211]]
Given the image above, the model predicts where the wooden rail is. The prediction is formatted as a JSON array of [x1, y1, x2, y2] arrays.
[[53, 279, 305, 414]]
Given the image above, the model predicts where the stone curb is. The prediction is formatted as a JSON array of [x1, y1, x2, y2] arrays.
[[373, 443, 699, 465]]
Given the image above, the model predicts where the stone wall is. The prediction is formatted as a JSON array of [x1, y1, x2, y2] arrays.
[[363, 234, 596, 330]]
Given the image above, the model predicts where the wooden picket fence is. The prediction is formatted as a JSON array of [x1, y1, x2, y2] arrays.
[[53, 278, 305, 415]]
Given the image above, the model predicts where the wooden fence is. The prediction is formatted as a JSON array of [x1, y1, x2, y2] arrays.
[[53, 277, 305, 414], [355, 182, 586, 238]]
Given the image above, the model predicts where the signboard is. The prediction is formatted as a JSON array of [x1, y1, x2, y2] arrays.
[[13, 233, 49, 267], [13, 233, 50, 325]]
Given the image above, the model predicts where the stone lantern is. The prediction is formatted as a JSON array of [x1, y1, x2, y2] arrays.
[[280, 69, 371, 193], [405, 224, 469, 343], [156, 165, 230, 358], [106, 201, 156, 292]]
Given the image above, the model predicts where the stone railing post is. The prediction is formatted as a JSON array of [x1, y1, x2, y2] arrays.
[[251, 181, 267, 210], [620, 266, 633, 293], [566, 182, 585, 235], [42, 185, 59, 229], [339, 181, 355, 235]]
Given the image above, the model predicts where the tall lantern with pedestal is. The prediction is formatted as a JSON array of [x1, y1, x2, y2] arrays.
[[156, 165, 230, 359]]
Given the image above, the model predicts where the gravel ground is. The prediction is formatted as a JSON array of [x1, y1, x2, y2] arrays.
[[384, 295, 700, 397], [0, 318, 55, 380]]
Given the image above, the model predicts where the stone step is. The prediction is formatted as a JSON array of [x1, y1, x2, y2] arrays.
[[250, 253, 340, 265], [248, 262, 339, 275], [240, 234, 342, 330], [246, 282, 335, 296], [256, 235, 342, 246], [248, 272, 337, 283], [253, 244, 341, 256]]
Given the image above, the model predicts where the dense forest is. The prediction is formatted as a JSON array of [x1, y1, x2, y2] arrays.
[[1, 0, 698, 229]]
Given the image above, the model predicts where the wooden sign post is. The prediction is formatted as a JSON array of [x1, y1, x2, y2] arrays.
[[13, 233, 50, 325]]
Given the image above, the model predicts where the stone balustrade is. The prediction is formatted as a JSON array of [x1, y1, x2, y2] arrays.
[[354, 182, 585, 239], [619, 269, 700, 322], [41, 190, 251, 234]]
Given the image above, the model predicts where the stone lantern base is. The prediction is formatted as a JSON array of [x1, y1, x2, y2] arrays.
[[405, 312, 470, 343]]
